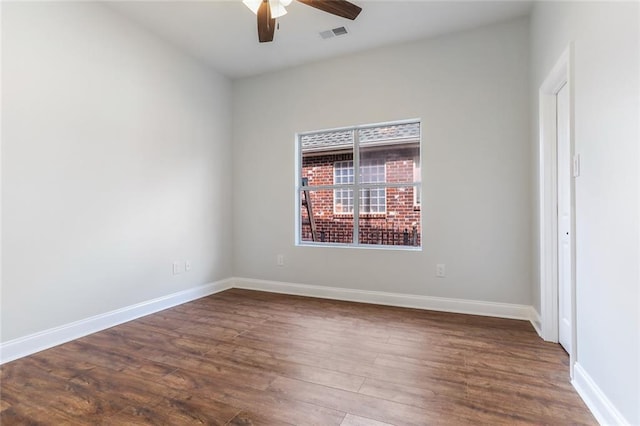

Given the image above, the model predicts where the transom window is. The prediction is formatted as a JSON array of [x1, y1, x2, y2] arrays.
[[298, 120, 421, 248]]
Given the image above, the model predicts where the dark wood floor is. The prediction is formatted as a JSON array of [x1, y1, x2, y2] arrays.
[[1, 289, 595, 425]]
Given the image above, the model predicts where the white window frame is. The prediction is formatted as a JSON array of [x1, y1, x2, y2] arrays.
[[413, 155, 421, 208], [296, 119, 422, 249]]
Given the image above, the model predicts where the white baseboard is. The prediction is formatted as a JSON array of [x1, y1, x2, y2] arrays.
[[232, 277, 533, 321], [529, 307, 542, 337], [572, 363, 630, 426], [0, 279, 233, 365]]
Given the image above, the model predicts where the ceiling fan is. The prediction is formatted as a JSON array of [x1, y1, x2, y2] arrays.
[[243, 0, 362, 43]]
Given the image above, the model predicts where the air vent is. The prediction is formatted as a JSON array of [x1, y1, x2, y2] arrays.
[[319, 26, 349, 39], [332, 26, 348, 36]]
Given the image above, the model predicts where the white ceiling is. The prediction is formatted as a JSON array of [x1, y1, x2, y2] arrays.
[[107, 0, 533, 79]]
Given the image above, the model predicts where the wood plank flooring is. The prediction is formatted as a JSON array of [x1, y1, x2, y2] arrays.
[[1, 289, 596, 425]]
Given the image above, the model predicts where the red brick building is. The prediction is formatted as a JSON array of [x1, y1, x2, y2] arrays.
[[299, 122, 421, 247]]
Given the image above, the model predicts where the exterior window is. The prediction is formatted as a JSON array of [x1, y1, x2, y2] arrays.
[[298, 120, 421, 248], [334, 159, 386, 214]]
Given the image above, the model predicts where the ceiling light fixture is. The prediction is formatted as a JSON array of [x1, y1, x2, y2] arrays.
[[243, 0, 362, 43], [243, 0, 293, 19]]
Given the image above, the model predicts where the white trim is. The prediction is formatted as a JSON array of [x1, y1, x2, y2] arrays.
[[413, 155, 421, 208], [297, 117, 421, 138], [232, 277, 533, 321], [539, 84, 559, 342], [529, 307, 542, 337], [0, 279, 233, 365], [539, 47, 568, 342], [572, 363, 630, 426], [538, 45, 577, 378]]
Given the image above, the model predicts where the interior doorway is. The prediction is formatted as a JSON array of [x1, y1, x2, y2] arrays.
[[538, 46, 576, 376]]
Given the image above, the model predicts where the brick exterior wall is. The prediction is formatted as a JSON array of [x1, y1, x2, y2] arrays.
[[301, 147, 420, 246]]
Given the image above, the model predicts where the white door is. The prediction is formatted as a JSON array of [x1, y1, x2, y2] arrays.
[[556, 82, 572, 353]]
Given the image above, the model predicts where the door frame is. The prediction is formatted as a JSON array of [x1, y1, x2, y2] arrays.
[[538, 45, 577, 377]]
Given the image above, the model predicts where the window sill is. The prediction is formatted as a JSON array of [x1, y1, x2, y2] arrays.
[[297, 241, 422, 251]]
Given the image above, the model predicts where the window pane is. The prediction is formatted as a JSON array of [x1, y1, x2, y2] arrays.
[[301, 130, 353, 187], [358, 122, 420, 188], [358, 122, 420, 145], [334, 188, 353, 214], [359, 187, 386, 213], [360, 158, 385, 183], [360, 146, 419, 185], [300, 189, 354, 244], [358, 186, 421, 247]]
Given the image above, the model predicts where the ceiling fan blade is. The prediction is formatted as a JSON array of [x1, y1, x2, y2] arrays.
[[296, 0, 362, 20], [257, 0, 276, 43]]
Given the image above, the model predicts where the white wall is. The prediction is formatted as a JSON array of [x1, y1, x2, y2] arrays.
[[1, 2, 232, 342], [530, 2, 639, 424], [232, 18, 531, 305]]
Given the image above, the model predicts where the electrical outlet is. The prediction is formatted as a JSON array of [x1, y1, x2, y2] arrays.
[[185, 260, 192, 272], [436, 264, 446, 278], [277, 254, 284, 266], [173, 261, 183, 275]]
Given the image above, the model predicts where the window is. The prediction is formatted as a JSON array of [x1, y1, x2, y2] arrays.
[[298, 120, 421, 248], [334, 159, 386, 214]]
